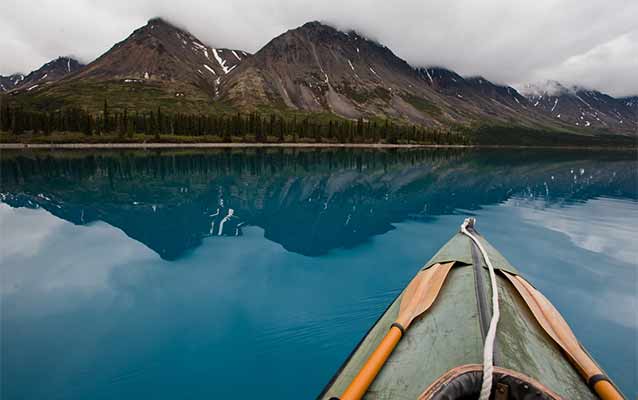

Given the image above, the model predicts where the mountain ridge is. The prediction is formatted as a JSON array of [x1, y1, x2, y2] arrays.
[[0, 57, 83, 93], [2, 18, 636, 139], [517, 80, 637, 130]]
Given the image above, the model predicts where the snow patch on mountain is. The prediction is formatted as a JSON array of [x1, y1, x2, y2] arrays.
[[212, 48, 232, 74]]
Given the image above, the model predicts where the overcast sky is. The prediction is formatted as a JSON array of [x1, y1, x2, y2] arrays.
[[2, 0, 637, 96]]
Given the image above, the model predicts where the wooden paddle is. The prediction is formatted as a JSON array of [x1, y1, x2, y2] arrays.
[[338, 261, 455, 400], [503, 271, 624, 400]]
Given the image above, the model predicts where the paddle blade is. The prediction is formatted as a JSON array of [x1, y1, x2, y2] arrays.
[[503, 272, 602, 379], [340, 261, 454, 400], [396, 261, 454, 329]]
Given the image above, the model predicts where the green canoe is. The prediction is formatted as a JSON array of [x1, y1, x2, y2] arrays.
[[319, 219, 622, 400]]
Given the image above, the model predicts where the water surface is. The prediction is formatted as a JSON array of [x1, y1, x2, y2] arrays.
[[1, 148, 636, 399]]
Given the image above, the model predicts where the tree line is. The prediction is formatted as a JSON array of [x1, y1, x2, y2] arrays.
[[2, 147, 469, 186], [0, 100, 471, 145]]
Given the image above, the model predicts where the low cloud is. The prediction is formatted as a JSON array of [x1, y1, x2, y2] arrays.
[[2, 0, 637, 96]]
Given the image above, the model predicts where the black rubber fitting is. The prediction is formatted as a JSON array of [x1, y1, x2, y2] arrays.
[[390, 322, 405, 335], [588, 374, 610, 390]]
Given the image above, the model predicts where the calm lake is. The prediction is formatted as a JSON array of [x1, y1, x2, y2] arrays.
[[1, 148, 636, 399]]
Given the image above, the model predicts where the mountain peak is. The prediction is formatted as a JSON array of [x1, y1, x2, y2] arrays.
[[148, 17, 168, 24], [45, 56, 82, 69], [146, 17, 180, 29], [294, 21, 375, 44], [298, 20, 347, 33], [54, 18, 249, 105], [135, 16, 190, 37], [519, 80, 572, 97], [288, 20, 348, 41], [301, 20, 324, 28], [2, 56, 84, 92]]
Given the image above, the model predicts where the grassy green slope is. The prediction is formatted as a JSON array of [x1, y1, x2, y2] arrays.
[[5, 80, 234, 114]]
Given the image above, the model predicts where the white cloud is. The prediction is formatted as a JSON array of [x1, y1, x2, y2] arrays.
[[1, 0, 637, 96], [0, 204, 156, 297], [0, 203, 62, 259], [511, 197, 638, 265], [527, 31, 638, 97]]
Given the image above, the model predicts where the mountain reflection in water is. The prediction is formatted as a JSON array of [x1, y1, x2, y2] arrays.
[[1, 148, 635, 260], [2, 147, 637, 399]]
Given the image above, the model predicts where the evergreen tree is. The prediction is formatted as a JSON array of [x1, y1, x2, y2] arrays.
[[103, 99, 109, 132], [278, 116, 285, 142], [84, 114, 92, 136]]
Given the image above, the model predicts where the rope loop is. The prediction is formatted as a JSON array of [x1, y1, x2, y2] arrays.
[[460, 218, 500, 400]]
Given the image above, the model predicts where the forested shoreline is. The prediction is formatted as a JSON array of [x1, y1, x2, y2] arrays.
[[0, 101, 470, 145]]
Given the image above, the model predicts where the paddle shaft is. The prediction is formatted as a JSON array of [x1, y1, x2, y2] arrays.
[[593, 381, 624, 400], [340, 325, 403, 400]]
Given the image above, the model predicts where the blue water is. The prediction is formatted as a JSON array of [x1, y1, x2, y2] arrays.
[[0, 148, 636, 399]]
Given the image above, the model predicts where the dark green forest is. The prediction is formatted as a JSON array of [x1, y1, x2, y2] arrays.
[[0, 100, 470, 145]]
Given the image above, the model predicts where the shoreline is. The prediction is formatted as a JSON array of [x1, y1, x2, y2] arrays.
[[0, 142, 635, 150], [0, 142, 461, 149]]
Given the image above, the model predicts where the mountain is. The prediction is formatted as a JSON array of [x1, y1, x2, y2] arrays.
[[8, 57, 84, 93], [1, 57, 83, 93], [417, 67, 529, 107], [9, 18, 250, 113], [221, 21, 447, 124], [220, 22, 548, 129], [416, 67, 554, 126], [519, 81, 638, 131], [2, 19, 636, 140], [71, 18, 247, 87], [0, 73, 25, 92], [220, 22, 630, 135]]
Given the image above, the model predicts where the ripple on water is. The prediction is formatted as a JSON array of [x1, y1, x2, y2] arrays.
[[255, 289, 402, 354]]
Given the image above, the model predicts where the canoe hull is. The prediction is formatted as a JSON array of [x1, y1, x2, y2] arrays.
[[319, 231, 601, 399]]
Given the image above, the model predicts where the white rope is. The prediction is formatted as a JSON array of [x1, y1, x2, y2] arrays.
[[460, 217, 500, 400]]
